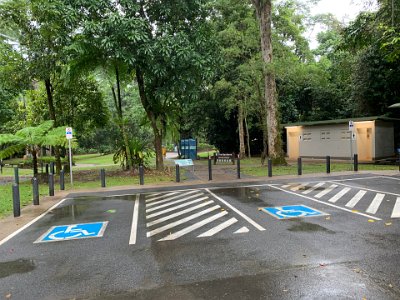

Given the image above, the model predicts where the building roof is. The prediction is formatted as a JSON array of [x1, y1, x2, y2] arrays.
[[283, 116, 400, 128]]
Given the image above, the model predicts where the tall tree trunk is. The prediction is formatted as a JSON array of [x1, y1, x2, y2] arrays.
[[44, 78, 62, 174], [244, 115, 251, 158], [136, 67, 164, 171], [238, 103, 246, 159], [252, 0, 282, 160]]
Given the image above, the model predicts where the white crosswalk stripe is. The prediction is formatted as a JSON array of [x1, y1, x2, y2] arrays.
[[234, 227, 249, 233], [291, 183, 309, 191], [391, 198, 400, 218], [302, 182, 325, 195], [146, 197, 209, 219], [158, 211, 228, 241], [328, 187, 351, 203], [366, 193, 385, 214], [145, 192, 179, 202], [197, 218, 238, 237], [146, 194, 207, 213], [345, 190, 367, 208], [146, 190, 198, 204], [315, 184, 338, 198]]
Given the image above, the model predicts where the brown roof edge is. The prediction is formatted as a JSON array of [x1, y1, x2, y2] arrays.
[[282, 116, 400, 128]]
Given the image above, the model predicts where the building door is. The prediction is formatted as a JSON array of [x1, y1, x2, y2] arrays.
[[356, 127, 372, 161], [288, 131, 300, 159]]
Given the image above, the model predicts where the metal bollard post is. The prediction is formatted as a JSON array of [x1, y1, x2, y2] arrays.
[[354, 154, 358, 172], [139, 165, 144, 185], [60, 170, 65, 190], [14, 167, 19, 184], [45, 164, 49, 175], [100, 169, 106, 188], [32, 177, 39, 205], [297, 157, 302, 175], [50, 162, 55, 174], [268, 158, 273, 177], [12, 183, 21, 217], [208, 158, 212, 181], [237, 156, 241, 179], [326, 156, 331, 174], [176, 164, 180, 182], [49, 174, 54, 196], [214, 152, 217, 165]]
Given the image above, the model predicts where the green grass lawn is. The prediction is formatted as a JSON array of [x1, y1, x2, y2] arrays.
[[73, 153, 116, 165]]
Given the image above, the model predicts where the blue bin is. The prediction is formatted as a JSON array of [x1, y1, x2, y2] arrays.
[[180, 139, 197, 160]]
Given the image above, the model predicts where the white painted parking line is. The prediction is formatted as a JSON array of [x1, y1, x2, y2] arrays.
[[197, 218, 238, 237], [147, 205, 221, 237], [206, 189, 266, 231], [147, 201, 214, 227], [158, 211, 228, 241], [345, 190, 367, 208], [302, 182, 325, 195], [291, 183, 309, 191], [281, 184, 291, 188], [315, 184, 338, 198], [328, 187, 351, 203], [234, 227, 249, 233], [145, 192, 179, 202], [146, 194, 207, 213], [146, 190, 198, 205], [366, 193, 385, 215], [129, 195, 140, 245], [391, 198, 400, 218], [146, 197, 209, 219]]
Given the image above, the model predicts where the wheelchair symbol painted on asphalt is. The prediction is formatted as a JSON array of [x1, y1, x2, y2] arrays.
[[262, 205, 328, 219], [35, 222, 108, 243]]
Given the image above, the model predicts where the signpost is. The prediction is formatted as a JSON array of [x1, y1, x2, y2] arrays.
[[66, 127, 73, 187], [349, 121, 354, 169]]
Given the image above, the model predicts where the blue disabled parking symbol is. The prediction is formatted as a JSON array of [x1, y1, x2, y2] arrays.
[[262, 205, 328, 220], [35, 221, 108, 243]]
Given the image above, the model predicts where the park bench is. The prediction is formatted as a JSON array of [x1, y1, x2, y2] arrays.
[[213, 153, 236, 165]]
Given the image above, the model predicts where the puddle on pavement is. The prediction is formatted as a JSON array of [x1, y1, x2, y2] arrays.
[[0, 259, 36, 279], [215, 187, 274, 205], [48, 203, 90, 219], [287, 220, 335, 234]]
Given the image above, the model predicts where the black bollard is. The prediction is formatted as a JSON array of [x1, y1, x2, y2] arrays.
[[14, 167, 19, 185], [176, 164, 180, 183], [12, 183, 20, 217], [60, 170, 65, 190], [237, 156, 241, 179], [139, 165, 144, 185], [354, 154, 358, 172], [32, 177, 39, 205], [326, 156, 331, 174], [49, 174, 54, 196], [50, 162, 55, 174], [297, 157, 302, 175], [268, 158, 273, 177], [208, 158, 212, 181], [45, 163, 49, 175], [100, 169, 106, 188]]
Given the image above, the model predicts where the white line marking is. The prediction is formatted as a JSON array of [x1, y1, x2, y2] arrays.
[[147, 205, 221, 237], [345, 190, 367, 208], [146, 195, 208, 213], [334, 182, 400, 197], [328, 187, 351, 203], [146, 197, 210, 219], [0, 198, 69, 247], [147, 192, 162, 197], [147, 201, 214, 227], [146, 191, 203, 207], [129, 195, 140, 245], [205, 189, 266, 231], [291, 183, 309, 191], [268, 185, 381, 221], [197, 218, 238, 237], [234, 226, 249, 234], [281, 184, 291, 188], [391, 198, 400, 218], [302, 182, 325, 195], [145, 192, 179, 202], [366, 193, 385, 215], [158, 211, 228, 241], [315, 184, 338, 198]]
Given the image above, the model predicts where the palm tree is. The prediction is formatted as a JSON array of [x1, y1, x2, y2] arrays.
[[0, 121, 70, 175]]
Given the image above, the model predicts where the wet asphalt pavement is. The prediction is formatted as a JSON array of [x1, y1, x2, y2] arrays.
[[1, 174, 400, 299]]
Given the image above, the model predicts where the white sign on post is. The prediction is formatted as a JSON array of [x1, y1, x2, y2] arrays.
[[66, 127, 73, 140], [348, 120, 354, 132]]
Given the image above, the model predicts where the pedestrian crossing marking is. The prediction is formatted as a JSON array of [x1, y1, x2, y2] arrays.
[[145, 192, 179, 203], [146, 194, 206, 212], [147, 200, 214, 227], [147, 205, 221, 237], [366, 193, 385, 214], [345, 190, 367, 208], [328, 187, 351, 203], [158, 211, 228, 241], [302, 182, 325, 195], [291, 183, 309, 191], [315, 184, 338, 198], [146, 191, 199, 206], [234, 227, 249, 233], [197, 218, 238, 237], [391, 198, 400, 218], [146, 197, 209, 219]]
